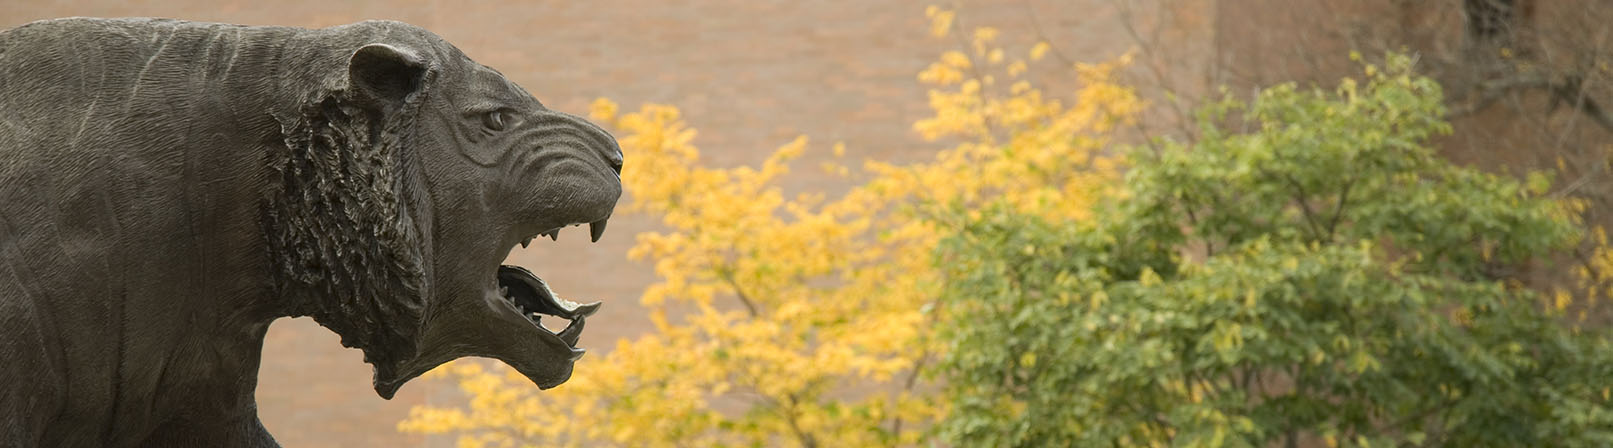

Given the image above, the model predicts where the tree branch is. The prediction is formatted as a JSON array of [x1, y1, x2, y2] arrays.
[[1326, 177, 1355, 241], [1274, 170, 1327, 241], [718, 269, 762, 318], [1446, 73, 1613, 134]]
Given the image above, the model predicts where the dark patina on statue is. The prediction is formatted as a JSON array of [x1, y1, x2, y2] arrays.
[[0, 17, 621, 446]]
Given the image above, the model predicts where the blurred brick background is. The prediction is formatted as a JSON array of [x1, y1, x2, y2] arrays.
[[0, 1, 1125, 446]]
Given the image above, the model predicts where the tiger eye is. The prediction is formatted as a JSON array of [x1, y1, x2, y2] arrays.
[[482, 110, 507, 131]]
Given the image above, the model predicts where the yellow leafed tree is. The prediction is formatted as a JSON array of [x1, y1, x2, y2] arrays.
[[398, 8, 1141, 447]]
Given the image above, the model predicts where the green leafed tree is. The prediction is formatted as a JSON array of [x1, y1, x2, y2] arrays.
[[932, 54, 1613, 447]]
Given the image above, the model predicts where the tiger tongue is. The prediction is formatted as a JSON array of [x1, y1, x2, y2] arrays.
[[495, 265, 602, 320]]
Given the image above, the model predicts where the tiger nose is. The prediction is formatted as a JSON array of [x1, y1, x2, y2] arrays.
[[603, 142, 623, 175], [555, 111, 623, 175]]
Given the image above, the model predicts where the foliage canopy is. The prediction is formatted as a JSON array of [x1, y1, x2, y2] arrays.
[[933, 54, 1613, 447]]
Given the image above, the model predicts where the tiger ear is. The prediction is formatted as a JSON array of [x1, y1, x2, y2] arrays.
[[347, 43, 429, 111]]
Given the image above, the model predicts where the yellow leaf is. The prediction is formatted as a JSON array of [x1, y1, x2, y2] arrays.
[[1030, 42, 1051, 61], [929, 10, 954, 38], [973, 27, 998, 43]]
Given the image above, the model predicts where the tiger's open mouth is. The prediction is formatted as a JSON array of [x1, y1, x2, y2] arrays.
[[496, 265, 598, 354], [372, 204, 617, 398], [494, 219, 609, 360]]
